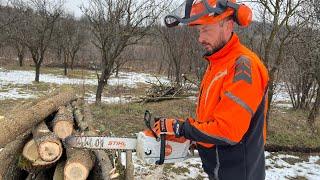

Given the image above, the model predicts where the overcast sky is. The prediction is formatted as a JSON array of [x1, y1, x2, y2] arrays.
[[64, 0, 88, 17]]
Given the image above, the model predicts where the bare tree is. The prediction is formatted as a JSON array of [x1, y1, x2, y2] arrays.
[[158, 26, 202, 85], [305, 0, 320, 131], [54, 14, 87, 75], [82, 0, 168, 104], [246, 0, 308, 129], [12, 0, 64, 82]]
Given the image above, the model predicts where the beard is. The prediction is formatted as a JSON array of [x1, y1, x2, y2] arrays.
[[202, 33, 228, 56]]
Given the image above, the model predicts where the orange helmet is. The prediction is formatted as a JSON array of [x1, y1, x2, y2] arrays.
[[164, 0, 252, 27]]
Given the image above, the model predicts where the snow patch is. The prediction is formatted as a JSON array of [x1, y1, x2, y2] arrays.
[[85, 93, 132, 104], [0, 88, 36, 100], [266, 152, 320, 180], [0, 69, 169, 88], [126, 151, 320, 179]]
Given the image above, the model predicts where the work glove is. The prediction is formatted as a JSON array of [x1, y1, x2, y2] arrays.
[[153, 118, 184, 138]]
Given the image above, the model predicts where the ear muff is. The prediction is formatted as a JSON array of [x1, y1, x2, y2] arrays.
[[233, 4, 252, 27], [218, 0, 252, 27]]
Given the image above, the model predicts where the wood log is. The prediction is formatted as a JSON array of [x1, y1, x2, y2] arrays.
[[64, 148, 95, 180], [53, 161, 65, 180], [71, 99, 88, 131], [0, 88, 77, 147], [0, 130, 31, 180], [33, 122, 63, 162], [53, 106, 74, 139], [20, 139, 55, 172]]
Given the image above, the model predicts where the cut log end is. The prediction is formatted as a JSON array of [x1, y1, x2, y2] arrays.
[[64, 163, 89, 180], [20, 139, 53, 171], [38, 141, 62, 162], [53, 121, 74, 139]]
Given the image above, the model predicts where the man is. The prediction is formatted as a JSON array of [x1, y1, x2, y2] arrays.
[[154, 0, 269, 180]]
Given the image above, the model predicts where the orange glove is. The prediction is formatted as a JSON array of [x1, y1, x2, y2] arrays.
[[153, 118, 184, 137]]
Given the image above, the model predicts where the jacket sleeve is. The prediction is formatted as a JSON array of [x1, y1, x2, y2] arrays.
[[181, 56, 268, 146]]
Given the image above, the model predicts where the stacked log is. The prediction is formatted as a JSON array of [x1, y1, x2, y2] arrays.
[[0, 89, 114, 179]]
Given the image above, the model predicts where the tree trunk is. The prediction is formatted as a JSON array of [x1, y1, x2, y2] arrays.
[[70, 53, 76, 70], [64, 148, 95, 180], [96, 80, 105, 105], [96, 68, 110, 104], [64, 53, 68, 76], [32, 122, 63, 162], [115, 64, 120, 78], [18, 53, 24, 67], [0, 89, 76, 147], [53, 106, 74, 139], [308, 84, 320, 132], [35, 63, 41, 82]]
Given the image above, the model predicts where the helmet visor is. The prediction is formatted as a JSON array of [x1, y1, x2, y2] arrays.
[[164, 0, 226, 27]]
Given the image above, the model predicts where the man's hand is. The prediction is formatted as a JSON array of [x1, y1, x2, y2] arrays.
[[153, 118, 184, 137]]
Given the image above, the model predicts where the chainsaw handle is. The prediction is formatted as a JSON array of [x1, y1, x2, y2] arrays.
[[144, 110, 158, 139], [156, 134, 166, 165]]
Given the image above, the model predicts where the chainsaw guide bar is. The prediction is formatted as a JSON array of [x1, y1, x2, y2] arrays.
[[65, 136, 137, 150]]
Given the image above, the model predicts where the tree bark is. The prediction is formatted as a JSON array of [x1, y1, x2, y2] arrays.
[[96, 79, 105, 105], [18, 53, 24, 67], [64, 148, 95, 180], [308, 84, 320, 131], [35, 63, 41, 82], [64, 53, 68, 76], [0, 130, 31, 179], [33, 122, 63, 162], [0, 89, 76, 147], [53, 106, 74, 139]]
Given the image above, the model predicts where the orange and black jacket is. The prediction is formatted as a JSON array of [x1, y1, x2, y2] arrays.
[[180, 33, 269, 180]]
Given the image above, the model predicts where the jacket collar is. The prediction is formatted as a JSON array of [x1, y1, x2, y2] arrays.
[[204, 33, 240, 63]]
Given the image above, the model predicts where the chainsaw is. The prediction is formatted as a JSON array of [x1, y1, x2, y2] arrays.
[[65, 110, 191, 165]]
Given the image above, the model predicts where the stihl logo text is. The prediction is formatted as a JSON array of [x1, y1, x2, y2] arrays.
[[108, 141, 126, 148]]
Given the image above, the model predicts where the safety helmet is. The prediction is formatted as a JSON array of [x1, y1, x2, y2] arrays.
[[164, 0, 252, 28]]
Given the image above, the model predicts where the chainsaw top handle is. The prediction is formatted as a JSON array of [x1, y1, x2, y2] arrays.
[[144, 110, 166, 165], [144, 110, 159, 139]]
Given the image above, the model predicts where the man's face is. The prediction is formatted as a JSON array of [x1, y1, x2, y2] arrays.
[[196, 20, 231, 54]]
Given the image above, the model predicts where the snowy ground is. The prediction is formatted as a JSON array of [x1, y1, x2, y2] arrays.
[[0, 68, 169, 103], [119, 151, 320, 180], [0, 68, 295, 106]]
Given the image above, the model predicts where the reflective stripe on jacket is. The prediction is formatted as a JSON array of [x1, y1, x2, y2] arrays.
[[181, 33, 269, 180]]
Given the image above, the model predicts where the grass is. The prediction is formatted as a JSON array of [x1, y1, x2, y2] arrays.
[[90, 99, 196, 137], [268, 107, 320, 149]]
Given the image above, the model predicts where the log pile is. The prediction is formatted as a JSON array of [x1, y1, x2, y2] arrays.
[[0, 89, 116, 180]]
